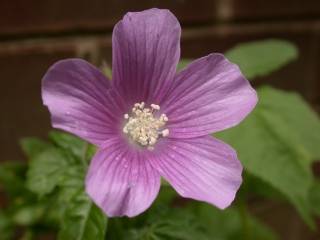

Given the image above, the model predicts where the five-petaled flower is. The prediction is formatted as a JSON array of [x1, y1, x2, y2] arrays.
[[42, 8, 257, 217]]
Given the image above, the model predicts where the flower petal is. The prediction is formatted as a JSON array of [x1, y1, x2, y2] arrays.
[[112, 8, 181, 105], [42, 59, 126, 146], [150, 136, 242, 209], [162, 54, 258, 138], [85, 138, 161, 217]]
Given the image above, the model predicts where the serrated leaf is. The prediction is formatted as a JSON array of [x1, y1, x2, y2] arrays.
[[225, 39, 298, 79], [216, 86, 320, 227], [126, 206, 209, 240], [24, 130, 107, 240], [27, 132, 108, 239], [0, 161, 62, 237], [49, 131, 87, 161], [56, 171, 108, 240], [58, 189, 107, 240], [125, 202, 278, 240], [26, 148, 71, 196], [20, 137, 52, 159]]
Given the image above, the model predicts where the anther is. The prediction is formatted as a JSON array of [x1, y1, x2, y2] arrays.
[[160, 114, 168, 122], [151, 104, 160, 110], [161, 129, 169, 137], [123, 102, 169, 149]]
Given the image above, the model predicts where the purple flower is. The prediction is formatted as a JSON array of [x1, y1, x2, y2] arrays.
[[42, 8, 257, 217]]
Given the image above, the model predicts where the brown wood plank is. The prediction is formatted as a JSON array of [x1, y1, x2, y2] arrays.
[[1, 19, 319, 162], [1, 0, 320, 36], [0, 0, 214, 36], [224, 0, 320, 21], [0, 42, 76, 161]]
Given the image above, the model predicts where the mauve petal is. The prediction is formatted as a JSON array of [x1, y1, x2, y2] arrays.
[[162, 54, 257, 138], [42, 59, 127, 146], [150, 136, 242, 209], [85, 138, 161, 217], [112, 8, 181, 105]]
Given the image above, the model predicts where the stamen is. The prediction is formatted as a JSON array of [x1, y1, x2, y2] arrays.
[[161, 129, 169, 137], [123, 102, 169, 149], [151, 104, 160, 110]]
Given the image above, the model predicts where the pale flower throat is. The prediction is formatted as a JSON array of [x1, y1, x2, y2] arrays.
[[123, 102, 169, 150]]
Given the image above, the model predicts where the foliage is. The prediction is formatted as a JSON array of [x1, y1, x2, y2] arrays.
[[1, 39, 320, 239], [216, 86, 320, 227], [0, 132, 107, 240], [225, 39, 298, 79], [178, 39, 298, 81]]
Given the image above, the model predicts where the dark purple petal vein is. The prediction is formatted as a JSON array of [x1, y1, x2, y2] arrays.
[[85, 138, 161, 217], [112, 8, 181, 105], [150, 136, 243, 209], [42, 59, 125, 146], [162, 53, 258, 138]]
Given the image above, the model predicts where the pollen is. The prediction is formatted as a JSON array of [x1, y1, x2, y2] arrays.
[[123, 102, 169, 149]]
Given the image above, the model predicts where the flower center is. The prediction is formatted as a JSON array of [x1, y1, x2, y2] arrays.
[[123, 102, 169, 150]]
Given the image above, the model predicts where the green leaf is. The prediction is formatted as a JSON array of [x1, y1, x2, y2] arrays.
[[26, 148, 71, 196], [58, 189, 107, 240], [0, 160, 41, 206], [309, 179, 320, 216], [216, 86, 320, 227], [59, 172, 107, 239], [178, 40, 297, 79], [56, 163, 85, 210], [24, 132, 108, 239], [12, 204, 46, 226], [0, 161, 62, 238], [124, 201, 278, 240], [195, 204, 279, 240], [20, 137, 52, 158], [49, 131, 87, 161], [57, 183, 108, 240], [0, 162, 31, 198], [256, 87, 320, 159], [85, 144, 97, 163], [126, 206, 209, 240], [225, 39, 298, 79], [0, 210, 14, 240]]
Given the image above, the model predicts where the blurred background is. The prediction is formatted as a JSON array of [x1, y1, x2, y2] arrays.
[[1, 0, 320, 239]]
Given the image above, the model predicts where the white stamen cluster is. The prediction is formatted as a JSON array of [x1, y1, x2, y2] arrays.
[[123, 102, 169, 150]]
